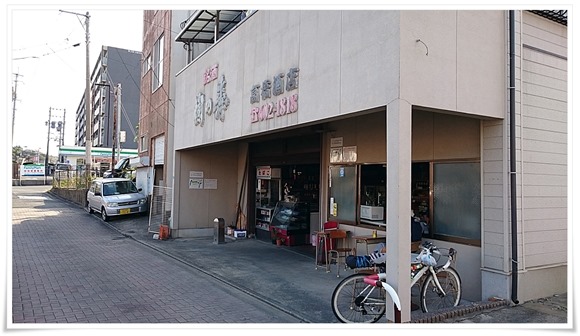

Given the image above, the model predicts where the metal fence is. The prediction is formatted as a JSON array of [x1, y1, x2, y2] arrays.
[[148, 185, 173, 234]]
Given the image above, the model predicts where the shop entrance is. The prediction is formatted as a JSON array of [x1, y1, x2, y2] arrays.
[[254, 164, 320, 245], [249, 133, 321, 248]]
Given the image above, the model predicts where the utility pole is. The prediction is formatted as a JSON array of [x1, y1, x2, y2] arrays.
[[12, 73, 20, 145], [44, 107, 52, 185], [61, 108, 66, 147], [112, 86, 117, 168], [116, 83, 122, 163], [59, 10, 91, 178]]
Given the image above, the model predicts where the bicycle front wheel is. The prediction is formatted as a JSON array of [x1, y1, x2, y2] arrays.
[[331, 273, 386, 323], [420, 266, 462, 313]]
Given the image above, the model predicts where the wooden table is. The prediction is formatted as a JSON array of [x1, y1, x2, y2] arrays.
[[352, 235, 387, 255]]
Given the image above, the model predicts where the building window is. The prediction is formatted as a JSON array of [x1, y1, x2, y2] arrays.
[[432, 162, 481, 244], [152, 35, 164, 91], [142, 54, 151, 76], [327, 160, 481, 246], [140, 135, 148, 152]]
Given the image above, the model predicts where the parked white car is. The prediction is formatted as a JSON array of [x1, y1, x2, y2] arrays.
[[86, 178, 148, 221]]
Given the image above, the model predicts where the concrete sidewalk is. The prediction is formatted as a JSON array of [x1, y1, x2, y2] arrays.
[[47, 187, 569, 325]]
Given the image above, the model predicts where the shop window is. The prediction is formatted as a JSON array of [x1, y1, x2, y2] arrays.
[[432, 162, 481, 244], [360, 164, 386, 224], [412, 162, 430, 225], [281, 164, 320, 213]]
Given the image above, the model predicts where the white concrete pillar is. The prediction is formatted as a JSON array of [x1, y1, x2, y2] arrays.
[[385, 99, 412, 322]]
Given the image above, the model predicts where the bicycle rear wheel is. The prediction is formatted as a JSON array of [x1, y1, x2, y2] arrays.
[[420, 267, 462, 313], [331, 273, 386, 323]]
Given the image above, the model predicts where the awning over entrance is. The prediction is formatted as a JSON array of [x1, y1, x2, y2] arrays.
[[175, 10, 246, 44]]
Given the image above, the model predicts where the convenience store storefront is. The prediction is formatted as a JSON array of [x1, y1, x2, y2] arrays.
[[57, 146, 138, 172]]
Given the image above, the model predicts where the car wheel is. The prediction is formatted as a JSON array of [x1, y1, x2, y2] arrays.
[[86, 201, 93, 214], [101, 207, 110, 222]]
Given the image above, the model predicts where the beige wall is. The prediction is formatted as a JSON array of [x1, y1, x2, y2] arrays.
[[174, 142, 241, 237], [174, 10, 401, 150], [325, 109, 480, 164], [400, 11, 506, 118], [175, 10, 503, 152]]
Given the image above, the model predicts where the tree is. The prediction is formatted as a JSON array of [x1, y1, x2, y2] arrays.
[[12, 146, 49, 164]]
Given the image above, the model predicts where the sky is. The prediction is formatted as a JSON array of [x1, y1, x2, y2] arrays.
[[7, 6, 144, 160]]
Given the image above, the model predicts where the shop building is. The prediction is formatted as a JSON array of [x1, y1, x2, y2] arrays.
[[168, 10, 567, 321]]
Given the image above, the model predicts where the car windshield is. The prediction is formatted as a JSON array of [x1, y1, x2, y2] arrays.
[[102, 181, 138, 196]]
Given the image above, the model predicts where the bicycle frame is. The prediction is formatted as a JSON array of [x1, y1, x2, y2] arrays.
[[361, 245, 456, 311], [331, 241, 460, 323]]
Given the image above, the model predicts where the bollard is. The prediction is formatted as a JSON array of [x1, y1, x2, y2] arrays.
[[213, 217, 225, 244]]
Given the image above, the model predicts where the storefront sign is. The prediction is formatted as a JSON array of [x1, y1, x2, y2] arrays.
[[203, 64, 219, 85], [342, 146, 358, 163], [257, 166, 272, 179], [203, 179, 218, 189], [21, 164, 45, 176], [194, 74, 230, 127], [330, 137, 343, 147], [329, 146, 357, 163], [330, 148, 343, 163], [189, 178, 203, 189], [190, 171, 204, 178], [250, 67, 300, 124]]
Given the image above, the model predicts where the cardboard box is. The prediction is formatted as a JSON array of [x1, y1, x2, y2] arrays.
[[233, 230, 246, 238]]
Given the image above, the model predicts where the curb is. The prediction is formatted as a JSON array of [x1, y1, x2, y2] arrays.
[[411, 299, 510, 323]]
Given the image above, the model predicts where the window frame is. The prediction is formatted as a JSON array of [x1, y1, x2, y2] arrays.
[[152, 35, 164, 92], [326, 160, 482, 247], [142, 54, 151, 77], [139, 135, 149, 153], [430, 159, 482, 246]]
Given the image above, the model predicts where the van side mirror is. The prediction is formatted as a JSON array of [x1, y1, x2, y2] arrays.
[[94, 191, 101, 196], [138, 188, 142, 192]]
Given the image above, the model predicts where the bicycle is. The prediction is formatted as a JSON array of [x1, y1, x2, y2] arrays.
[[331, 241, 461, 323]]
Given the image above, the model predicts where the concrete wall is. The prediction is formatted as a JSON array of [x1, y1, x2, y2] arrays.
[[400, 11, 506, 118], [49, 187, 87, 206]]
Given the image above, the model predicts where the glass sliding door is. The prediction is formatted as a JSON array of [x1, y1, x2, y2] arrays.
[[328, 165, 357, 223]]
